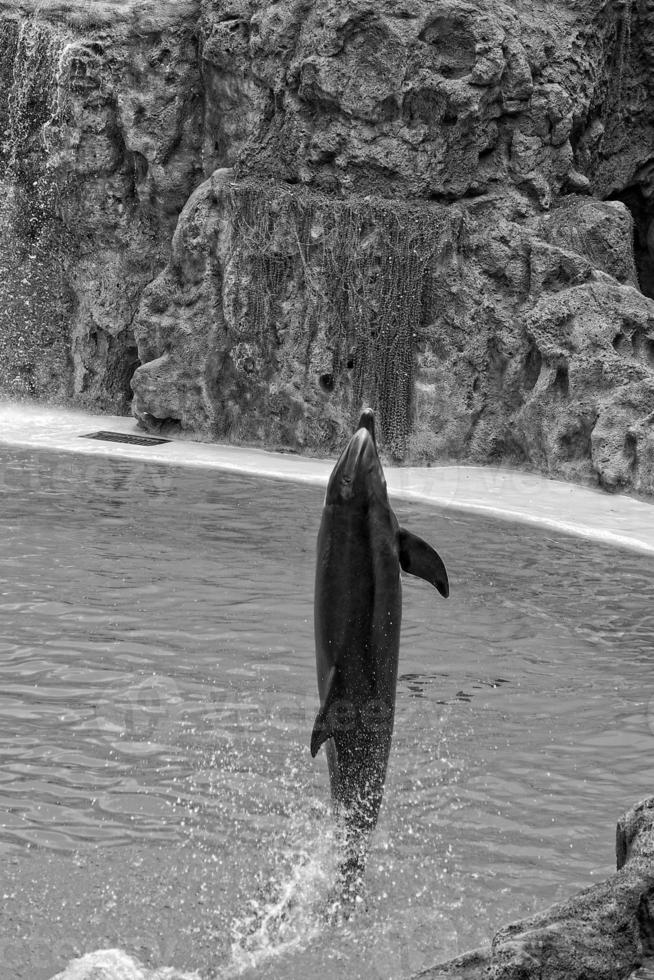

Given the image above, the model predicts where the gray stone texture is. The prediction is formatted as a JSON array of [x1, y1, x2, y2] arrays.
[[0, 0, 205, 411], [2, 0, 654, 491]]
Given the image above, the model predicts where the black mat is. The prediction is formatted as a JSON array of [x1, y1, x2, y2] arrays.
[[81, 430, 171, 446]]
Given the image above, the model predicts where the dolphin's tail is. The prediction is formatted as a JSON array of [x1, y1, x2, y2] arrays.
[[322, 834, 367, 919], [327, 806, 371, 914], [338, 844, 367, 905]]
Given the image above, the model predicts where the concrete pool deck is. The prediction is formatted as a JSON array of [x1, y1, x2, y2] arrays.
[[1, 401, 654, 556]]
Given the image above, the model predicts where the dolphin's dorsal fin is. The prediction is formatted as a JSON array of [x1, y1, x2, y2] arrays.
[[398, 528, 449, 597], [310, 665, 339, 757]]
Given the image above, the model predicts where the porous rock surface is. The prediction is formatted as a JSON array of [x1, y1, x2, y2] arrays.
[[0, 0, 206, 411], [412, 796, 654, 980], [2, 0, 654, 492]]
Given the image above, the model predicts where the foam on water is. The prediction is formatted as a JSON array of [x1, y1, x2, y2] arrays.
[[50, 947, 201, 980]]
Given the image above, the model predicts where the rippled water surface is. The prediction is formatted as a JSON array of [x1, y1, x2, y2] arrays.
[[0, 445, 653, 979]]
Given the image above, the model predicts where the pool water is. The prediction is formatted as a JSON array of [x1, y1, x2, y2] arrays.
[[0, 445, 653, 980]]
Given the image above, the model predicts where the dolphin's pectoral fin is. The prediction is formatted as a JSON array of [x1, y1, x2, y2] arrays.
[[310, 708, 332, 758], [310, 665, 339, 758], [398, 528, 449, 597]]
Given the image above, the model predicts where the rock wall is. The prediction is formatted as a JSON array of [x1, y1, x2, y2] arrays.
[[0, 0, 206, 412], [2, 0, 654, 492]]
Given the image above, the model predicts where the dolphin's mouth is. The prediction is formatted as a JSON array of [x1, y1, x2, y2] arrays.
[[358, 408, 376, 446], [325, 414, 386, 505]]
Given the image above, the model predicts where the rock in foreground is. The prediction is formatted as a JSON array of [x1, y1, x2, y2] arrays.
[[413, 797, 654, 980]]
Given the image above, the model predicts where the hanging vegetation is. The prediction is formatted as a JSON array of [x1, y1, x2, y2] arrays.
[[226, 180, 449, 458]]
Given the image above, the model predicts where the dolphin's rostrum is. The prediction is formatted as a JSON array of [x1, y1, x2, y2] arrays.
[[312, 408, 449, 888]]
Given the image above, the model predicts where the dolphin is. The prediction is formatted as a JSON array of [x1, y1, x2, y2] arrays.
[[311, 408, 449, 886]]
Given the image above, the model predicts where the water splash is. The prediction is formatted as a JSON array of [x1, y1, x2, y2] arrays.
[[615, 0, 634, 102], [0, 14, 74, 400], [44, 804, 344, 977], [4, 18, 71, 175], [49, 947, 201, 980], [222, 802, 347, 977]]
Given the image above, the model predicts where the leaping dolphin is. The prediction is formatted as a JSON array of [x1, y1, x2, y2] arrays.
[[311, 409, 449, 887]]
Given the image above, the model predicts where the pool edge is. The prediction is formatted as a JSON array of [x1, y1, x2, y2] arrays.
[[1, 402, 654, 556]]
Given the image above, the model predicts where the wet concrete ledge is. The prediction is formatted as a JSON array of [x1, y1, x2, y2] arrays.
[[413, 797, 654, 980], [1, 402, 654, 556]]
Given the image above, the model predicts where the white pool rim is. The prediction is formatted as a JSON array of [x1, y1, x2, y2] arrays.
[[1, 401, 653, 556]]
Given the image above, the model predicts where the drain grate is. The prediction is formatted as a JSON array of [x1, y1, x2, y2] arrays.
[[81, 430, 171, 446]]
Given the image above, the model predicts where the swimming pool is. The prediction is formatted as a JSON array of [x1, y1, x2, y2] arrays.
[[0, 444, 653, 979]]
